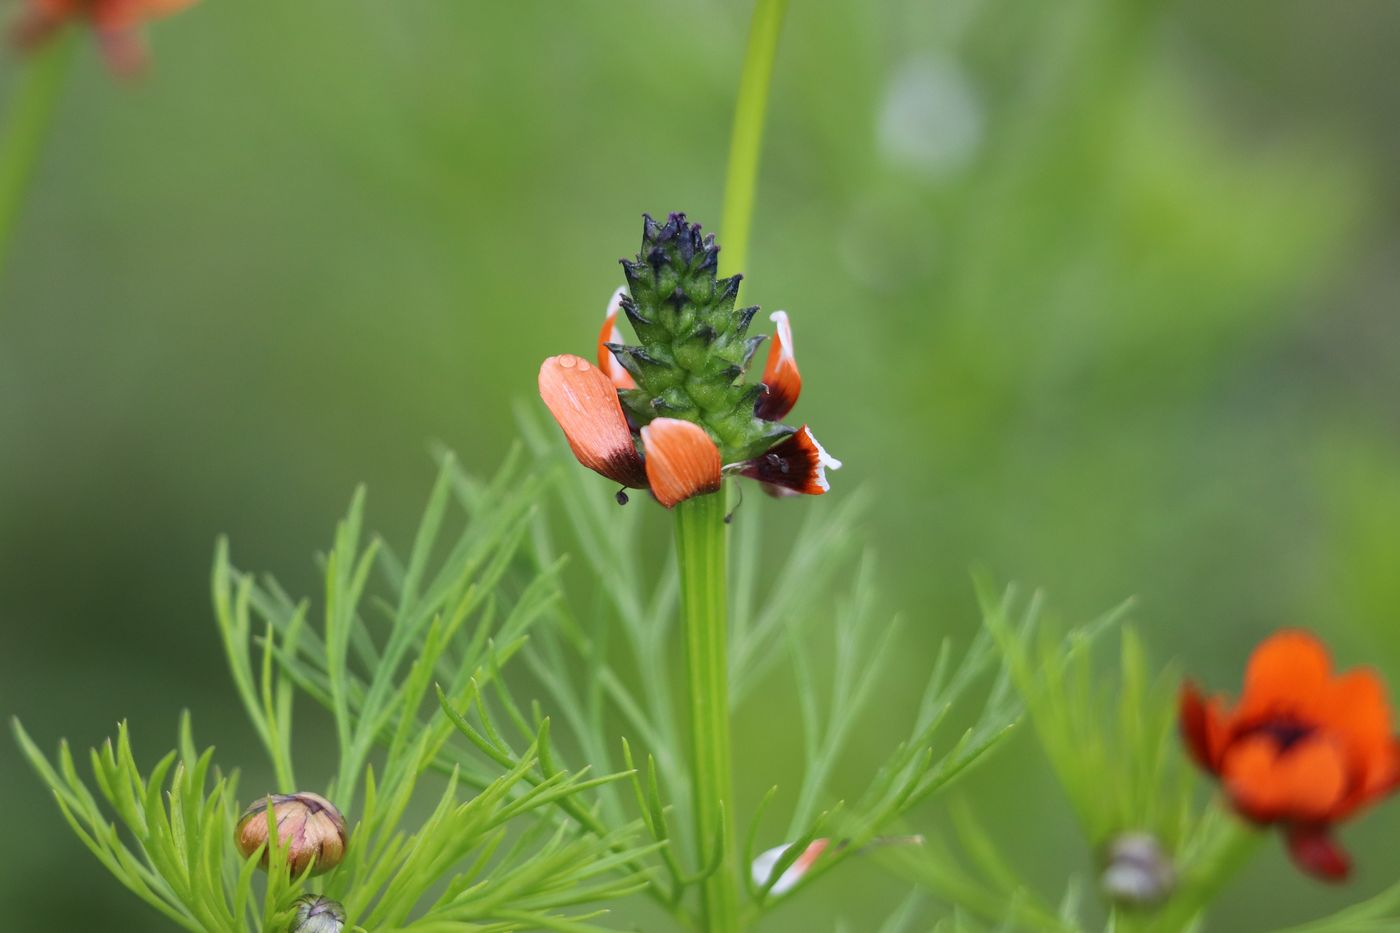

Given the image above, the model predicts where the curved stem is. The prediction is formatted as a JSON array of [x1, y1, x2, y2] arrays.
[[0, 32, 75, 287], [718, 0, 789, 281], [675, 491, 736, 931]]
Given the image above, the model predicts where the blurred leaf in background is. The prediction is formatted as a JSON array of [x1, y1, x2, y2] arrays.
[[2, 0, 1398, 929]]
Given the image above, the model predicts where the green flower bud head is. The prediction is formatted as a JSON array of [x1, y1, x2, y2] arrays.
[[613, 212, 792, 462], [539, 213, 842, 509], [290, 895, 346, 933], [235, 792, 348, 877]]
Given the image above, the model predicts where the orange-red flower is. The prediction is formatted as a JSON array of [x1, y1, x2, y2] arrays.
[[1180, 630, 1400, 881], [542, 278, 840, 510], [11, 0, 197, 76]]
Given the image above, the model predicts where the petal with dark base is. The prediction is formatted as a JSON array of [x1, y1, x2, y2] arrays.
[[640, 418, 722, 508], [755, 310, 801, 421], [539, 354, 647, 488], [735, 426, 841, 496]]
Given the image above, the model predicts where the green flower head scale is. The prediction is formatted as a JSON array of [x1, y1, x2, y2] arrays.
[[614, 212, 787, 460], [538, 213, 840, 508]]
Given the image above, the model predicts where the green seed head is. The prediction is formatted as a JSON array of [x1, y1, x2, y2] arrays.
[[613, 213, 794, 461]]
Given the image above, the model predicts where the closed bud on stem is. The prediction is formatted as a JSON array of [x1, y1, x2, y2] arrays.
[[290, 895, 346, 933], [235, 792, 348, 877], [1100, 832, 1175, 906]]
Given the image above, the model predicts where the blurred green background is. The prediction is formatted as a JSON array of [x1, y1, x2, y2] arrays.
[[3, 0, 1399, 929]]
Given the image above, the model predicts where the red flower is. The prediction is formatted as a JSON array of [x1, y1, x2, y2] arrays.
[[1180, 630, 1400, 881], [11, 0, 197, 76]]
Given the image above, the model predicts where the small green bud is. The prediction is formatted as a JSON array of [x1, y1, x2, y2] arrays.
[[289, 895, 346, 933], [236, 792, 348, 877]]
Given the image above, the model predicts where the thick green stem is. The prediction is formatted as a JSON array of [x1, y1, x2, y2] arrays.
[[718, 0, 789, 280], [672, 3, 789, 927], [675, 491, 737, 932], [0, 33, 74, 287]]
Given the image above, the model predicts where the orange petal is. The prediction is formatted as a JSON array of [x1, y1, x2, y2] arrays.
[[1285, 825, 1351, 882], [1180, 681, 1229, 773], [1337, 738, 1400, 819], [755, 310, 801, 421], [1222, 733, 1346, 824], [539, 354, 647, 488], [640, 418, 721, 508], [596, 286, 636, 390], [735, 426, 841, 496], [1235, 630, 1332, 723], [1321, 668, 1397, 803]]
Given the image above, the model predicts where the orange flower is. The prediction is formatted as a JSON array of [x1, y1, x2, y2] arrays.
[[537, 351, 737, 509], [546, 215, 842, 508], [1180, 630, 1400, 881], [11, 0, 197, 76], [543, 281, 840, 510]]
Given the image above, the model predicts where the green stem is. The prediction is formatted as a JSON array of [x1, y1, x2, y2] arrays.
[[675, 3, 789, 927], [675, 491, 737, 932], [718, 0, 789, 280], [0, 32, 75, 287], [1150, 817, 1262, 933]]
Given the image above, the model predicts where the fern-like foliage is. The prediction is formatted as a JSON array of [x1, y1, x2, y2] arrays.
[[14, 452, 652, 932], [510, 408, 1037, 928]]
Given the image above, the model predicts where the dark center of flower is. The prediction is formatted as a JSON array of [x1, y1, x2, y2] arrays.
[[1245, 718, 1315, 753]]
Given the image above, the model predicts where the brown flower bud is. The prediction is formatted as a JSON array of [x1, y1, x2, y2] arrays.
[[235, 792, 348, 877], [290, 895, 346, 933]]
